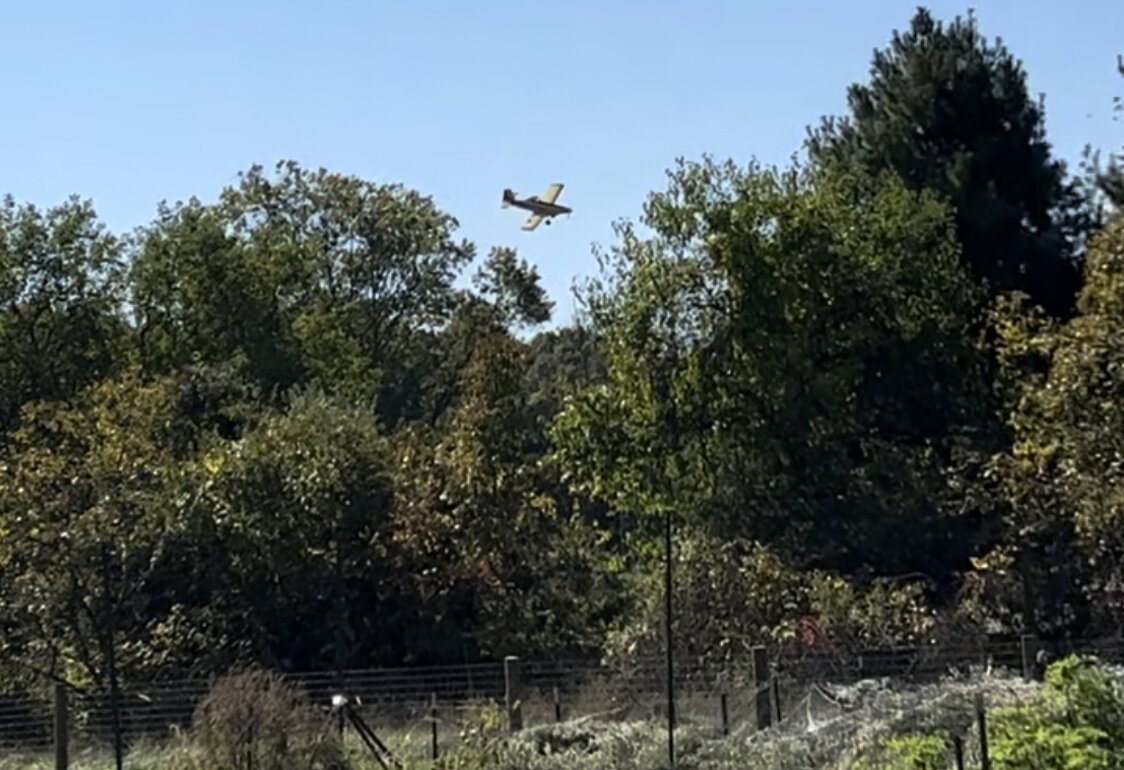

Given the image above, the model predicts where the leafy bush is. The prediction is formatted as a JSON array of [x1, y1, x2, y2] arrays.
[[804, 574, 935, 648], [1041, 654, 1124, 740], [852, 732, 949, 770], [602, 533, 935, 666], [988, 654, 1124, 770], [603, 533, 810, 665], [457, 700, 508, 751], [990, 709, 1113, 770]]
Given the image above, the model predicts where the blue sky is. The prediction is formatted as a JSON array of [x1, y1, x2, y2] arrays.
[[2, 1, 1121, 326]]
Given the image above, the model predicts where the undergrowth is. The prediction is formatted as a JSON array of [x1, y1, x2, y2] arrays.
[[2, 655, 1121, 770]]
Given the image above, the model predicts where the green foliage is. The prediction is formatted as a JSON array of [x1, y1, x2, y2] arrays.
[[603, 530, 937, 665], [191, 392, 399, 669], [553, 157, 991, 582], [1041, 655, 1124, 743], [991, 218, 1124, 634], [988, 655, 1124, 770], [392, 328, 624, 660], [604, 533, 809, 663], [805, 574, 934, 648], [853, 733, 949, 770], [472, 246, 555, 329], [129, 160, 476, 425], [0, 369, 199, 687], [993, 720, 1113, 770], [808, 7, 1092, 318], [0, 195, 127, 432]]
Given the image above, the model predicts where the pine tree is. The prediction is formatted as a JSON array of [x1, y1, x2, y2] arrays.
[[808, 7, 1094, 318]]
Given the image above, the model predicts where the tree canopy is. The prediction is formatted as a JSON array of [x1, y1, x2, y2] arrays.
[[808, 8, 1093, 318]]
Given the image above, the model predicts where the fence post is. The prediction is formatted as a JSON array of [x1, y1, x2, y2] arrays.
[[770, 672, 783, 724], [430, 692, 438, 760], [53, 683, 68, 770], [1019, 634, 1046, 681], [719, 692, 729, 736], [504, 656, 523, 732], [975, 692, 990, 770], [751, 646, 771, 730], [552, 685, 562, 723], [950, 734, 965, 770]]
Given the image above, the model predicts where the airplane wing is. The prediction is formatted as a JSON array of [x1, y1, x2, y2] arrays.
[[522, 213, 544, 231], [539, 183, 564, 205]]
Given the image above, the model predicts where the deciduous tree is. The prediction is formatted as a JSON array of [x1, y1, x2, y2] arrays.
[[553, 157, 993, 585], [0, 195, 126, 434], [129, 160, 476, 425]]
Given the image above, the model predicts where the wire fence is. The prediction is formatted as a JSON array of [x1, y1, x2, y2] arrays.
[[2, 635, 1123, 762]]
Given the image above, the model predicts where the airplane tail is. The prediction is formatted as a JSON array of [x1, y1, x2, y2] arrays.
[[501, 188, 515, 208]]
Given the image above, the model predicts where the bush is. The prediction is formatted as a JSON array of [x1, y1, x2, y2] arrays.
[[988, 655, 1124, 770], [1041, 653, 1124, 741], [990, 709, 1113, 770], [602, 532, 940, 668], [853, 733, 949, 770], [191, 667, 346, 770]]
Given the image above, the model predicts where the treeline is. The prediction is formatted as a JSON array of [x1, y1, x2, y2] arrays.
[[1, 8, 1123, 692]]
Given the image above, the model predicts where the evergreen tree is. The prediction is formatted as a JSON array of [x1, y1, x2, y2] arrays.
[[808, 7, 1093, 318]]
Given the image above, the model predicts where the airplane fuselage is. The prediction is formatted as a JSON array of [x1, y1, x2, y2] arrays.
[[508, 197, 571, 217]]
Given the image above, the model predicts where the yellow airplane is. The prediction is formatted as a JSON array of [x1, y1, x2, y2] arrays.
[[501, 183, 571, 231]]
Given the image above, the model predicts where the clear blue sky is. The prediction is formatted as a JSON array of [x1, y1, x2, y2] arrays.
[[2, 1, 1120, 326]]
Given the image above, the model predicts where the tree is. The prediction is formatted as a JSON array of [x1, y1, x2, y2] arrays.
[[0, 369, 212, 768], [553, 157, 993, 584], [129, 198, 303, 397], [393, 327, 623, 660], [0, 372, 198, 689], [129, 160, 476, 425], [808, 7, 1093, 318], [191, 392, 399, 670], [0, 358, 273, 687], [0, 195, 127, 434], [992, 217, 1124, 636], [471, 246, 554, 330], [414, 246, 556, 425]]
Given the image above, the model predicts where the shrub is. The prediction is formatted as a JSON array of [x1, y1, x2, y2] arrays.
[[1042, 653, 1124, 741], [990, 709, 1113, 770], [853, 732, 949, 770], [191, 667, 347, 770], [988, 654, 1124, 770]]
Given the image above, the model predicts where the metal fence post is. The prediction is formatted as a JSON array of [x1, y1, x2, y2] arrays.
[[1019, 634, 1045, 681], [770, 672, 783, 724], [504, 656, 523, 732], [53, 683, 68, 770], [751, 646, 771, 730], [951, 734, 965, 770], [976, 691, 991, 770], [430, 692, 438, 760]]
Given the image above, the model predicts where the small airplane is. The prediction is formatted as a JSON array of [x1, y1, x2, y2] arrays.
[[501, 183, 571, 231]]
